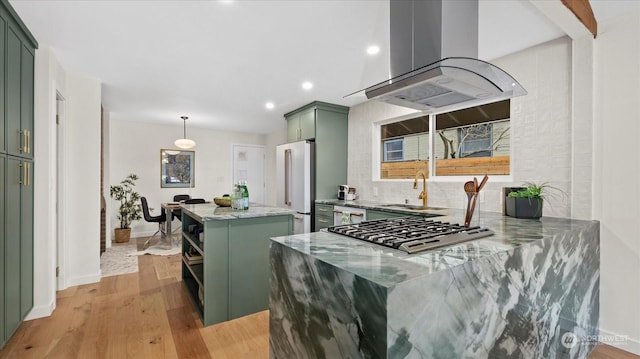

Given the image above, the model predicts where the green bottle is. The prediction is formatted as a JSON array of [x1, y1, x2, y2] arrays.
[[240, 181, 249, 210]]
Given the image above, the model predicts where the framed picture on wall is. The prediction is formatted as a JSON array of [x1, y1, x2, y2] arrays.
[[160, 149, 195, 188]]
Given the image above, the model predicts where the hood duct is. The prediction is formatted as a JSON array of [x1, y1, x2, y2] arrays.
[[364, 0, 526, 113]]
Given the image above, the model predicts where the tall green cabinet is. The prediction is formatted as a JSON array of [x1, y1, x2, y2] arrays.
[[0, 0, 37, 349], [284, 101, 349, 231]]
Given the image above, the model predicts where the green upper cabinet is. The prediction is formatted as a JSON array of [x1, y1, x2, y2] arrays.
[[286, 107, 316, 142], [5, 27, 21, 157], [1, 1, 37, 159]]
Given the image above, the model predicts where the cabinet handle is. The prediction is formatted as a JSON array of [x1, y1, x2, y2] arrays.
[[26, 130, 31, 154], [19, 130, 26, 153], [19, 162, 30, 186], [26, 162, 30, 186], [332, 210, 364, 217]]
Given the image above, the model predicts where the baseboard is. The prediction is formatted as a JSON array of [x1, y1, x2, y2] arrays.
[[65, 271, 102, 287], [24, 298, 56, 320], [598, 327, 640, 355]]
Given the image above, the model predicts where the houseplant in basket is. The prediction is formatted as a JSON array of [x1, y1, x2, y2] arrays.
[[110, 173, 143, 242], [505, 182, 562, 219]]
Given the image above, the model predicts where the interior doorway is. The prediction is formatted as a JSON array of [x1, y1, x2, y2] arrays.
[[55, 93, 66, 290], [232, 144, 266, 204]]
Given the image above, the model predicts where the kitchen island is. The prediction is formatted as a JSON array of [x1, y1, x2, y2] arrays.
[[180, 203, 294, 326], [269, 209, 599, 358]]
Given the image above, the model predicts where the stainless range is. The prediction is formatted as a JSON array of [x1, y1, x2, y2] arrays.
[[328, 217, 494, 254]]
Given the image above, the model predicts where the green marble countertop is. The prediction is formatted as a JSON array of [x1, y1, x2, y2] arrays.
[[271, 209, 599, 288], [181, 203, 294, 222]]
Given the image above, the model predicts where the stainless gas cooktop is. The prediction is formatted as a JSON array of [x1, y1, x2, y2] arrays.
[[328, 217, 494, 254]]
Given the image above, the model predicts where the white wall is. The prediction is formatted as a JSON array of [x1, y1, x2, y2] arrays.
[[28, 47, 65, 319], [64, 74, 102, 287], [108, 119, 266, 237], [348, 37, 573, 217], [28, 46, 103, 319], [593, 11, 640, 354]]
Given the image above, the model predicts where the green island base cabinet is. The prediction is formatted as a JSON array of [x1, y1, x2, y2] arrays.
[[1, 0, 37, 349], [180, 204, 293, 326]]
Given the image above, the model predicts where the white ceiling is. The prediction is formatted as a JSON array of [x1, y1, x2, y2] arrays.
[[9, 0, 638, 135]]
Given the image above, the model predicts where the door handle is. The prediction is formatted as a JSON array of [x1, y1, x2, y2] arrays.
[[26, 130, 31, 154], [284, 149, 291, 205]]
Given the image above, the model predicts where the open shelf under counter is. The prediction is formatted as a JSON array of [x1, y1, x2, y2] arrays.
[[180, 203, 294, 326]]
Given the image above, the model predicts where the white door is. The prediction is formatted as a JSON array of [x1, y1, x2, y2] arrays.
[[232, 145, 266, 204]]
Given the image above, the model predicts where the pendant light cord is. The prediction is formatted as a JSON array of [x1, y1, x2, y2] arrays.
[[181, 115, 188, 138]]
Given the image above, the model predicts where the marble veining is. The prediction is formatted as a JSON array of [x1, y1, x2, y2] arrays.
[[270, 211, 600, 359]]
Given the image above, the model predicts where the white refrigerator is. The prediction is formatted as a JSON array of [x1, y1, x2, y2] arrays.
[[276, 141, 314, 234]]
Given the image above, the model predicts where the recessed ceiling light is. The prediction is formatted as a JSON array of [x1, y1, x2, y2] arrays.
[[302, 81, 313, 90], [265, 102, 275, 109], [367, 45, 380, 55]]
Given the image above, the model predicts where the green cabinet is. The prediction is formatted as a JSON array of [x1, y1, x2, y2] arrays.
[[314, 203, 333, 231], [181, 207, 293, 326], [0, 0, 37, 349], [3, 15, 34, 159], [286, 107, 316, 142], [284, 102, 349, 231], [2, 157, 32, 344], [0, 156, 4, 343]]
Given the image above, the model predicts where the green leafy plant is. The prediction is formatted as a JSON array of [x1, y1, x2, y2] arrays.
[[110, 174, 142, 229], [507, 182, 563, 200], [506, 182, 566, 217]]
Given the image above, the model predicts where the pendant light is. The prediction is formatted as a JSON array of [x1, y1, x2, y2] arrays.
[[175, 115, 195, 149]]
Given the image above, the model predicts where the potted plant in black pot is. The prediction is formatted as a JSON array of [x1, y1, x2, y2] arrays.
[[110, 173, 143, 242], [505, 182, 562, 219]]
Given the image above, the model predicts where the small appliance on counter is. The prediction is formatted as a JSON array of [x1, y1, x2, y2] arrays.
[[338, 185, 357, 201]]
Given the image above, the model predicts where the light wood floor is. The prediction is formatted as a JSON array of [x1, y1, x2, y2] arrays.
[[0, 241, 637, 359]]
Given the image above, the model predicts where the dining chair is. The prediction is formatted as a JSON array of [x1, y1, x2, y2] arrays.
[[141, 197, 166, 248], [185, 198, 206, 204], [172, 194, 191, 222]]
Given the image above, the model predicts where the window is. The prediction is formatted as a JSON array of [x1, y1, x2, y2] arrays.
[[379, 100, 510, 179], [383, 139, 404, 162]]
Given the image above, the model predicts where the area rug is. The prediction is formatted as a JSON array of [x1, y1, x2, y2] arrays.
[[134, 245, 181, 256], [100, 243, 139, 277]]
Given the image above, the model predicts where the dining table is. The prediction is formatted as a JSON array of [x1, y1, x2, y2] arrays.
[[157, 202, 182, 248]]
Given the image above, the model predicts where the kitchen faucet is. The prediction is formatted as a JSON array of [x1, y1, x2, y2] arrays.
[[413, 171, 428, 207]]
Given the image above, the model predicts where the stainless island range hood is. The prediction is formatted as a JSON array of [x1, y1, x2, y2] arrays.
[[364, 0, 527, 113]]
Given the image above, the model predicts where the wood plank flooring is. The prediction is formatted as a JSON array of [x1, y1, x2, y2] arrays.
[[0, 241, 637, 358]]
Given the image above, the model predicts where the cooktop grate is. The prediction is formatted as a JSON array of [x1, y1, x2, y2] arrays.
[[327, 217, 494, 254]]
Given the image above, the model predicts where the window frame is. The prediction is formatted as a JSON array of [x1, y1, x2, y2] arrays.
[[374, 113, 513, 183]]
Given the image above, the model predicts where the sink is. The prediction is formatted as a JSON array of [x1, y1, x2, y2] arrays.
[[379, 204, 446, 211]]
